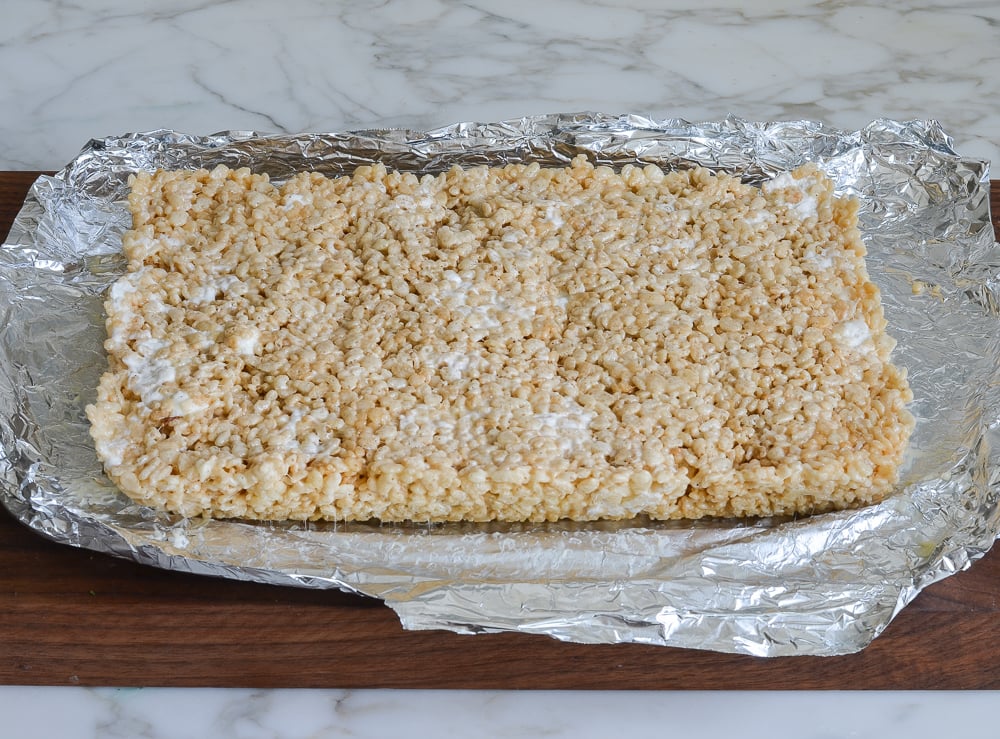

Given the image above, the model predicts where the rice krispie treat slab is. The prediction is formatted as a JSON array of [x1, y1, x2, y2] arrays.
[[86, 157, 914, 522]]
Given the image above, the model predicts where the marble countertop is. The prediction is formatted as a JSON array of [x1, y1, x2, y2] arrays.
[[1, 688, 998, 738], [2, 0, 998, 735], [3, 0, 998, 171]]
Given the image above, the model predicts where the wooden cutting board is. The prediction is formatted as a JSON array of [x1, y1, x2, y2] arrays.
[[1, 171, 998, 689]]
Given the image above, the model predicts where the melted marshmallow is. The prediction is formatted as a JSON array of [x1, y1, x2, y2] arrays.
[[436, 270, 536, 331], [544, 202, 564, 228], [96, 438, 128, 467], [835, 319, 872, 349], [282, 192, 312, 210], [122, 338, 175, 405], [234, 327, 260, 355], [764, 171, 819, 220], [189, 275, 243, 305]]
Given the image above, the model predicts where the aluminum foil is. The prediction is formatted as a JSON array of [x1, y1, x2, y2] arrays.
[[2, 114, 998, 657]]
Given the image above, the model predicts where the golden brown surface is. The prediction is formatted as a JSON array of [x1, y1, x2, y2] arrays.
[[87, 158, 914, 522]]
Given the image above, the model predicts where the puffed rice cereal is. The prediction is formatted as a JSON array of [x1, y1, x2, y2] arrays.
[[86, 156, 914, 522]]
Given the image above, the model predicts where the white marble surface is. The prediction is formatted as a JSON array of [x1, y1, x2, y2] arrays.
[[1, 0, 997, 171], [1, 688, 998, 738], [3, 0, 999, 733]]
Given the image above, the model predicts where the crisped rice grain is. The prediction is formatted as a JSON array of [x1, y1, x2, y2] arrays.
[[86, 157, 914, 522]]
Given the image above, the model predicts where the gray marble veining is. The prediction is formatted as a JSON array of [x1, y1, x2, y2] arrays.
[[1, 687, 998, 738], [1, 0, 997, 170]]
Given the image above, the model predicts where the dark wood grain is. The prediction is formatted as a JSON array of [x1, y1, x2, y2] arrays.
[[0, 171, 43, 241], [1, 172, 999, 689]]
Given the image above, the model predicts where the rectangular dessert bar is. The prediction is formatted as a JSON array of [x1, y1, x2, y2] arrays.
[[87, 157, 914, 522]]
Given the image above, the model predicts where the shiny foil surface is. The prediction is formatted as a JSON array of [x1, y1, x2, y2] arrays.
[[1, 114, 998, 656]]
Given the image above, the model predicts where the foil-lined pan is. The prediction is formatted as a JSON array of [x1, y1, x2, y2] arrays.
[[1, 114, 998, 657]]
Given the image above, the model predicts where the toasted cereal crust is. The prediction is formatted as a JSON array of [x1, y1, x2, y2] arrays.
[[86, 157, 914, 522]]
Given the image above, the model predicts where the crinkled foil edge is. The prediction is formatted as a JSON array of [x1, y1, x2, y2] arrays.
[[1, 113, 999, 656]]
